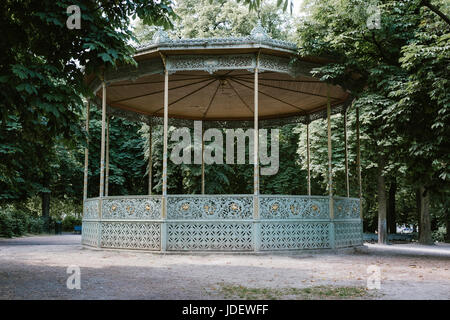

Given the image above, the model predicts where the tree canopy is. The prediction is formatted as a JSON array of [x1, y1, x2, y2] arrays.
[[0, 0, 176, 203]]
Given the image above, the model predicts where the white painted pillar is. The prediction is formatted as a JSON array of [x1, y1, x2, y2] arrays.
[[148, 118, 153, 195], [201, 122, 205, 195], [327, 85, 335, 249], [327, 86, 333, 209], [105, 115, 110, 197], [99, 82, 106, 198], [254, 67, 259, 196], [356, 105, 363, 219], [253, 56, 260, 252], [83, 100, 90, 202], [306, 120, 311, 196], [162, 70, 169, 198], [344, 107, 349, 198], [161, 66, 169, 252]]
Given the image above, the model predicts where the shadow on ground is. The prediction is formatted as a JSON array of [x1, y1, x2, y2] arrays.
[[0, 235, 448, 300]]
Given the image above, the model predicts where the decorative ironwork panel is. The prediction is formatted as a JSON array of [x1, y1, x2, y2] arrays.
[[103, 99, 350, 128], [260, 222, 331, 250], [259, 54, 291, 75], [334, 198, 360, 219], [101, 197, 162, 220], [335, 221, 363, 248], [81, 195, 363, 252], [166, 54, 255, 74], [166, 195, 253, 220], [100, 222, 161, 250], [83, 199, 100, 220], [259, 196, 330, 219], [167, 222, 253, 251], [81, 221, 99, 247]]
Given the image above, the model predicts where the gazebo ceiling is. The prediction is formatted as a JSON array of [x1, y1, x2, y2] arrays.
[[88, 26, 350, 122], [103, 69, 348, 121]]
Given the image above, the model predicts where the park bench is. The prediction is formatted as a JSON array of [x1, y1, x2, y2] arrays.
[[363, 233, 415, 242], [74, 225, 82, 234]]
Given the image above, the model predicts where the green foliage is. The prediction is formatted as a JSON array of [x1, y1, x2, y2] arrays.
[[295, 0, 450, 234], [390, 5, 450, 192], [235, 0, 294, 14], [432, 226, 447, 242], [0, 207, 45, 238], [220, 283, 370, 300], [21, 196, 82, 221], [0, 211, 15, 238], [0, 0, 176, 233], [0, 0, 176, 203], [261, 125, 306, 195], [62, 215, 82, 232], [134, 0, 294, 43], [87, 109, 148, 197]]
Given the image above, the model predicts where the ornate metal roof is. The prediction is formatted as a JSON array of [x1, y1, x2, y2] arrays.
[[88, 23, 350, 126], [135, 24, 297, 54]]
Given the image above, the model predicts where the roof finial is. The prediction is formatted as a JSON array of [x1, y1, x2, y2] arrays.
[[152, 27, 170, 44], [250, 20, 270, 41]]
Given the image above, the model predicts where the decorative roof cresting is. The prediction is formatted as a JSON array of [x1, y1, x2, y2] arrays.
[[152, 27, 171, 44], [250, 20, 270, 41], [136, 22, 297, 53]]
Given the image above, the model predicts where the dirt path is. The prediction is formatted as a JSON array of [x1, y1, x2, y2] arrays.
[[0, 235, 449, 300]]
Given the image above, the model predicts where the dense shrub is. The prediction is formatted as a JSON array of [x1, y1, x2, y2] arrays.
[[0, 211, 15, 237], [28, 217, 45, 234], [0, 208, 45, 238], [62, 215, 82, 232], [11, 210, 27, 236], [432, 227, 446, 243]]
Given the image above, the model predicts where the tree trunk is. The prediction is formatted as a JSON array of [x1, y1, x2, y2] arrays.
[[421, 0, 450, 26], [41, 191, 51, 232], [377, 157, 388, 244], [387, 179, 397, 234], [419, 185, 433, 245], [416, 188, 421, 236]]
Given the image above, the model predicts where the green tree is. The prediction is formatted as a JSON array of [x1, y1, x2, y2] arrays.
[[389, 3, 450, 243], [1, 0, 176, 228], [135, 0, 293, 42], [295, 0, 449, 243]]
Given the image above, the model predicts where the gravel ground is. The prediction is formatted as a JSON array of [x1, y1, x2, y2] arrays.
[[0, 234, 449, 300]]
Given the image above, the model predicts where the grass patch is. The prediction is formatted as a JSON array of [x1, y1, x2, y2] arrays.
[[219, 284, 371, 300]]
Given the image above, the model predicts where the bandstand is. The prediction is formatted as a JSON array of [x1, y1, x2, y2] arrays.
[[81, 24, 363, 252]]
